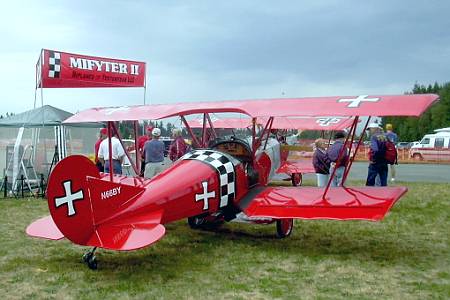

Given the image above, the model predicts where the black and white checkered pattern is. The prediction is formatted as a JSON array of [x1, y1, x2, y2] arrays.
[[182, 150, 235, 208], [48, 51, 61, 78]]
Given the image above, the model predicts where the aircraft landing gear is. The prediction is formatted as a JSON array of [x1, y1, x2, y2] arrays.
[[276, 219, 294, 238], [82, 247, 98, 270], [188, 215, 206, 229]]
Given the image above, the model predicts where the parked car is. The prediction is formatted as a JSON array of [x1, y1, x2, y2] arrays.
[[409, 141, 420, 148], [397, 142, 411, 149], [409, 129, 450, 161]]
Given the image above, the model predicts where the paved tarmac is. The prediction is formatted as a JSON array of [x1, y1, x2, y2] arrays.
[[297, 162, 450, 183]]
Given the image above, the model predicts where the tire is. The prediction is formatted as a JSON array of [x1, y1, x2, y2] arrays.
[[412, 153, 423, 161], [276, 219, 294, 238], [291, 173, 302, 186], [188, 215, 206, 229]]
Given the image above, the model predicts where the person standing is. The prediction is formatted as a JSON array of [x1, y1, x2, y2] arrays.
[[98, 130, 126, 175], [138, 126, 153, 176], [94, 128, 107, 172], [385, 123, 398, 182], [312, 138, 331, 187], [326, 131, 349, 186], [169, 128, 188, 162], [366, 123, 388, 186], [144, 128, 166, 179]]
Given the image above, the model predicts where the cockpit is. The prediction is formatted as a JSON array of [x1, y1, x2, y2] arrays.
[[210, 137, 253, 163]]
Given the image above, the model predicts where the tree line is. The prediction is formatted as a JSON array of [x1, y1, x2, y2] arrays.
[[0, 112, 15, 119], [383, 82, 450, 141], [118, 120, 181, 138]]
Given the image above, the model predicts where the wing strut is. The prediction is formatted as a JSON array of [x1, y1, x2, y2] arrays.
[[133, 120, 141, 173], [110, 121, 140, 176], [321, 116, 374, 202], [342, 117, 371, 184], [107, 121, 114, 181], [321, 116, 358, 200], [181, 115, 201, 148]]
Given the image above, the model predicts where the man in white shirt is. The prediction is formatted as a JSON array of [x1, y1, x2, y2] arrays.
[[98, 132, 126, 175]]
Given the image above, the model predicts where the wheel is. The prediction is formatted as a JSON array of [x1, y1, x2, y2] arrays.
[[291, 173, 302, 186], [276, 219, 294, 238], [188, 216, 206, 229], [82, 252, 92, 263], [412, 153, 423, 161], [87, 256, 98, 270]]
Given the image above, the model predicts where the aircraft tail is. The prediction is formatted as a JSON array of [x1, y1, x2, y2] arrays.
[[29, 155, 165, 250]]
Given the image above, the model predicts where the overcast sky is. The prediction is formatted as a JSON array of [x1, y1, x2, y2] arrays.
[[0, 0, 449, 115]]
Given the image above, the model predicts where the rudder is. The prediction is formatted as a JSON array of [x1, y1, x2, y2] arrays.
[[47, 155, 146, 247]]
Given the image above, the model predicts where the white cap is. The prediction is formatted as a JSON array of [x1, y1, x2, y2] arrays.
[[152, 127, 161, 137], [367, 123, 381, 129]]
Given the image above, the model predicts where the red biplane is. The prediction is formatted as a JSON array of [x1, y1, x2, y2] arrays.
[[26, 94, 438, 269]]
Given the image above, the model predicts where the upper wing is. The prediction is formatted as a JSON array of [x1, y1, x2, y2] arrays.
[[276, 160, 316, 175], [187, 118, 253, 129], [63, 94, 439, 123], [187, 116, 355, 130], [241, 186, 408, 221], [270, 116, 356, 130]]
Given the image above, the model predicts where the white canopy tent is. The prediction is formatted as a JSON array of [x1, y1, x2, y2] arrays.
[[0, 105, 102, 195]]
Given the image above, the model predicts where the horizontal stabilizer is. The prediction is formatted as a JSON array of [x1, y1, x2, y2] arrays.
[[27, 155, 164, 251], [26, 216, 64, 240], [85, 210, 166, 251], [243, 186, 407, 221]]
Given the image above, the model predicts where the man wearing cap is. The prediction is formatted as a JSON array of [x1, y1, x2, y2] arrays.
[[138, 126, 153, 176], [385, 124, 398, 182], [326, 131, 349, 186], [366, 123, 388, 186], [98, 129, 126, 175], [143, 128, 166, 179], [94, 128, 107, 172]]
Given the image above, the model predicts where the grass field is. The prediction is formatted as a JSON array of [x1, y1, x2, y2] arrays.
[[1, 181, 449, 299]]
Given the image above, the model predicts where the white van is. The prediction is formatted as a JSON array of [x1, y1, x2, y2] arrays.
[[409, 128, 450, 161]]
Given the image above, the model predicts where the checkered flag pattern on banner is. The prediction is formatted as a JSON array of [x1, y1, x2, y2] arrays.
[[48, 51, 61, 78], [182, 150, 236, 208]]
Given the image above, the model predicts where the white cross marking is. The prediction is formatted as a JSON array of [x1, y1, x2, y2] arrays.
[[316, 117, 341, 127], [337, 95, 380, 108], [195, 181, 216, 210], [54, 181, 84, 216], [104, 106, 130, 115]]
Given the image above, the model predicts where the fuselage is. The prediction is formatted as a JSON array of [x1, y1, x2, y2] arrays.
[[107, 137, 286, 225]]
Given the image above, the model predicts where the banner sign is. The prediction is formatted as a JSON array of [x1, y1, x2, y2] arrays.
[[37, 49, 146, 88]]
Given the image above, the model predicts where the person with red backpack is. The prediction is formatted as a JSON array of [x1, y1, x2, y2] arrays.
[[366, 123, 389, 186], [385, 123, 399, 182]]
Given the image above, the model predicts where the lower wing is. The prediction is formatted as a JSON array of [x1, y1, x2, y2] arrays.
[[276, 160, 316, 175], [241, 186, 407, 221]]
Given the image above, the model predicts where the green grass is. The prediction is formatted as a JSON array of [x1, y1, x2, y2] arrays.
[[1, 181, 449, 299]]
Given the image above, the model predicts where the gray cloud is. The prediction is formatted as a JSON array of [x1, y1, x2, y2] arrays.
[[1, 0, 449, 113]]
